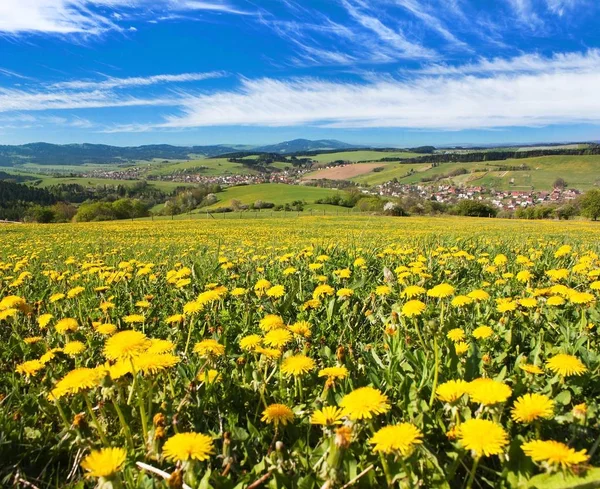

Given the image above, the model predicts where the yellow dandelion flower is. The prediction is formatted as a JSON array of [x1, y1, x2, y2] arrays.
[[16, 359, 45, 377], [447, 328, 465, 342], [521, 440, 588, 469], [467, 378, 512, 406], [336, 288, 354, 298], [370, 423, 423, 455], [166, 314, 184, 324], [254, 346, 282, 359], [193, 339, 225, 357], [81, 447, 126, 479], [547, 295, 566, 306], [511, 393, 555, 423], [375, 285, 391, 296], [67, 286, 85, 299], [55, 318, 78, 334], [427, 283, 455, 298], [451, 295, 472, 307], [546, 354, 587, 377], [122, 314, 144, 324], [240, 334, 262, 351], [104, 330, 150, 361], [339, 386, 390, 420], [262, 404, 294, 426], [48, 367, 104, 400], [63, 341, 86, 356], [264, 329, 293, 348], [401, 285, 426, 298], [281, 354, 315, 377], [197, 369, 220, 384], [95, 323, 117, 335], [289, 320, 311, 338], [436, 380, 469, 403], [310, 406, 344, 426], [259, 314, 285, 331], [455, 342, 469, 355], [266, 285, 285, 298], [520, 363, 544, 375], [163, 432, 214, 462], [24, 336, 43, 344], [402, 300, 426, 317], [473, 326, 493, 340], [458, 419, 508, 457], [37, 313, 53, 329], [467, 289, 490, 301]]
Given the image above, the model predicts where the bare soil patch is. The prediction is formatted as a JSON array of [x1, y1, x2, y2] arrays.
[[303, 163, 386, 181]]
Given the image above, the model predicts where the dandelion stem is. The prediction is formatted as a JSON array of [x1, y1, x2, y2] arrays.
[[466, 456, 480, 489], [429, 336, 440, 407], [84, 394, 109, 446], [112, 396, 134, 451], [184, 318, 195, 357]]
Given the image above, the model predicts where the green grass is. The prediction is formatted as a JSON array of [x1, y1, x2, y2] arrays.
[[351, 163, 433, 185], [309, 150, 421, 164], [354, 155, 600, 191], [32, 176, 192, 192], [205, 183, 342, 209], [148, 158, 256, 176]]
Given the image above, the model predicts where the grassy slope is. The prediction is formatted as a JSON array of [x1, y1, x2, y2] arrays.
[[310, 150, 420, 164], [148, 158, 256, 176], [205, 183, 341, 208], [351, 155, 600, 191], [351, 163, 433, 185], [33, 176, 192, 192]]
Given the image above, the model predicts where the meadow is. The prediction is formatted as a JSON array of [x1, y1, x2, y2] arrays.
[[1, 216, 600, 489]]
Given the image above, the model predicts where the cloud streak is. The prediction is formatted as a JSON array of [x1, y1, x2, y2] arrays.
[[51, 71, 227, 89]]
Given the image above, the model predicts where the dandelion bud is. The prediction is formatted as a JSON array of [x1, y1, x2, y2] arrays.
[[153, 412, 166, 427], [573, 403, 587, 421], [72, 413, 87, 429], [275, 441, 285, 452], [334, 426, 352, 449], [167, 469, 183, 489], [482, 354, 491, 364], [155, 426, 165, 440], [336, 346, 345, 362]]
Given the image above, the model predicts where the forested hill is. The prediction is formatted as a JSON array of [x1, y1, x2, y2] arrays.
[[0, 139, 360, 166]]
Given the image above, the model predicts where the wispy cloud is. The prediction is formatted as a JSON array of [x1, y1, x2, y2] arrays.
[[105, 50, 600, 132], [51, 71, 227, 90], [506, 0, 544, 28], [0, 68, 34, 80], [0, 0, 251, 35]]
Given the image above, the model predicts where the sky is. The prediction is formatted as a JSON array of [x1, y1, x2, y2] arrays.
[[1, 0, 600, 147]]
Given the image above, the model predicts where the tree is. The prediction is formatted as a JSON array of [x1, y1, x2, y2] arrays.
[[553, 177, 568, 189], [26, 205, 55, 223], [579, 189, 600, 220], [455, 200, 497, 218], [51, 202, 77, 222], [75, 202, 117, 222]]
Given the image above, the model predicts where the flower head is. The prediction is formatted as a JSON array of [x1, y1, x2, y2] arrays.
[[521, 440, 588, 470], [546, 354, 587, 377], [263, 329, 293, 349], [193, 339, 225, 357], [370, 423, 423, 455], [458, 419, 508, 457], [402, 300, 426, 317], [281, 354, 315, 377], [163, 432, 214, 462], [49, 367, 104, 400], [104, 330, 150, 360], [339, 387, 390, 420], [467, 378, 512, 406], [437, 380, 469, 403], [55, 318, 78, 334], [511, 394, 555, 423], [81, 447, 126, 479], [310, 406, 345, 426], [262, 404, 294, 426]]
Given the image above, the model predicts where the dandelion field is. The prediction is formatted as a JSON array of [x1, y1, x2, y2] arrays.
[[2, 216, 600, 489]]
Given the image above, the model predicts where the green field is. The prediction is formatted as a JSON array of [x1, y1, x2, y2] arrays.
[[348, 155, 600, 191], [147, 158, 257, 176], [309, 150, 420, 164], [205, 183, 341, 209], [32, 176, 191, 192]]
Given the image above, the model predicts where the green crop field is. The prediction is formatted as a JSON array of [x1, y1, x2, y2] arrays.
[[205, 183, 341, 208], [351, 163, 433, 185], [147, 158, 256, 176], [309, 150, 421, 164]]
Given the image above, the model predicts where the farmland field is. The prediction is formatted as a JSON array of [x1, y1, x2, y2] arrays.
[[2, 216, 600, 489], [309, 150, 421, 164]]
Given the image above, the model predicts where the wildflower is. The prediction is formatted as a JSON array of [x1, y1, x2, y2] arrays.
[[259, 314, 285, 331], [497, 301, 517, 313], [467, 378, 512, 406], [511, 394, 555, 423], [163, 433, 215, 462], [147, 339, 175, 354], [289, 320, 311, 338], [55, 318, 78, 334], [197, 369, 220, 384], [547, 296, 565, 306], [336, 288, 354, 298], [458, 419, 508, 457], [427, 283, 455, 298], [134, 353, 180, 375], [48, 367, 104, 400], [239, 334, 262, 351], [266, 285, 285, 298], [517, 270, 532, 282], [281, 354, 315, 377], [468, 289, 490, 301], [263, 329, 293, 348], [402, 300, 426, 317], [262, 404, 294, 426], [231, 287, 248, 296], [37, 313, 53, 329], [193, 339, 225, 357], [473, 326, 493, 339], [67, 286, 85, 299], [302, 298, 321, 310], [123, 314, 145, 324], [569, 292, 595, 305], [520, 363, 544, 375], [451, 295, 472, 307], [436, 380, 469, 403], [375, 285, 391, 296], [313, 284, 334, 299], [455, 342, 469, 355], [254, 347, 282, 359], [183, 301, 203, 315], [24, 336, 43, 344], [16, 359, 45, 377], [339, 387, 390, 420], [573, 403, 587, 420], [95, 323, 117, 335], [104, 330, 150, 360], [81, 447, 126, 478], [447, 328, 465, 342], [49, 293, 65, 303], [166, 314, 184, 325], [318, 366, 349, 381], [310, 406, 344, 426], [254, 279, 271, 293], [521, 440, 588, 470], [546, 354, 587, 377], [370, 423, 423, 455], [64, 341, 86, 356]]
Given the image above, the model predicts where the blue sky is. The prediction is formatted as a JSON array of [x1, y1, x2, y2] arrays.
[[1, 0, 600, 147]]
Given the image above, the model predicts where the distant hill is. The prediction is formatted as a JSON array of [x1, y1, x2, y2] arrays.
[[0, 139, 360, 167], [253, 139, 358, 153]]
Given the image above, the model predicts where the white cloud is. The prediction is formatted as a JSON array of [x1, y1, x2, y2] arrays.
[[51, 71, 226, 89], [0, 0, 249, 35], [506, 0, 543, 27], [414, 49, 600, 75], [141, 50, 600, 131], [546, 0, 579, 15]]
